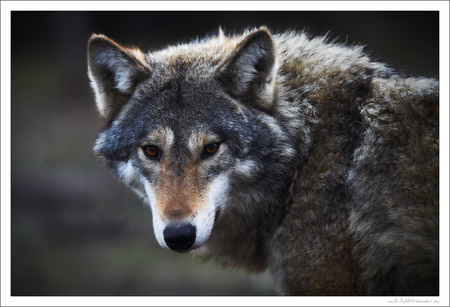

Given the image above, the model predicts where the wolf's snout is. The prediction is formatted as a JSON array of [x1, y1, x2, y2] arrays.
[[163, 222, 196, 252]]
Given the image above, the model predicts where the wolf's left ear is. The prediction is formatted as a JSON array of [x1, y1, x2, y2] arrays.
[[216, 28, 277, 110], [88, 34, 150, 120]]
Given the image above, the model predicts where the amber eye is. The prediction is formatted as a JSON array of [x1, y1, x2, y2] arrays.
[[202, 143, 220, 158], [143, 145, 161, 160]]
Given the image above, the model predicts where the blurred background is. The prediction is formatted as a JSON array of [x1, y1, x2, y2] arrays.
[[11, 11, 439, 296]]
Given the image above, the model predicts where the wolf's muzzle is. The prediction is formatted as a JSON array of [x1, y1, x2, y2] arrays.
[[163, 222, 196, 252]]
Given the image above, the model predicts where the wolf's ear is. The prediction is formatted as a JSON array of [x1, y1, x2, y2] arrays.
[[88, 34, 150, 120], [216, 28, 277, 110]]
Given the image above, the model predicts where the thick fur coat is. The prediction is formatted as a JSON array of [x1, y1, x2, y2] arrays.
[[88, 27, 439, 295]]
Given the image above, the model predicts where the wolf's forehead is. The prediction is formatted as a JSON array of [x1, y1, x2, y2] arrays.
[[148, 54, 215, 80], [148, 42, 229, 68], [143, 126, 219, 148]]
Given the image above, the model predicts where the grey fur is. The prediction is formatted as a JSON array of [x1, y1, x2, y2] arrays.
[[88, 28, 439, 295]]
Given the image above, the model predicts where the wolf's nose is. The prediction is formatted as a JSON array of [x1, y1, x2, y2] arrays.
[[163, 222, 196, 252]]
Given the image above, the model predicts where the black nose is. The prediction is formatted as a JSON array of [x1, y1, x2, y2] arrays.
[[163, 223, 196, 252]]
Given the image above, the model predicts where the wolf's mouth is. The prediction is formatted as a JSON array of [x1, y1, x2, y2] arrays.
[[214, 207, 222, 223]]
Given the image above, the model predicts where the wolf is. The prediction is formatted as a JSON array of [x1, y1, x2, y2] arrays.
[[87, 27, 439, 295]]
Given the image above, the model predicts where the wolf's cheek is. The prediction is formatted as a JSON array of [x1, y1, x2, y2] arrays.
[[115, 160, 148, 199], [139, 179, 167, 248], [193, 173, 230, 247]]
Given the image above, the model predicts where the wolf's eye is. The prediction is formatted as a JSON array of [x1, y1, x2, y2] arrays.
[[143, 145, 161, 160], [202, 143, 220, 158]]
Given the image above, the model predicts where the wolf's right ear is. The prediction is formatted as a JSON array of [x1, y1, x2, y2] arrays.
[[88, 34, 150, 120]]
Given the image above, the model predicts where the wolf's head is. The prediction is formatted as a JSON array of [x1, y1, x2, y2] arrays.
[[88, 28, 297, 253]]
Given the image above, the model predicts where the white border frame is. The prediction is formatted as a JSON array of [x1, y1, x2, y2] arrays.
[[2, 1, 449, 306]]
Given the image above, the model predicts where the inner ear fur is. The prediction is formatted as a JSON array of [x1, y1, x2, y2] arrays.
[[216, 28, 278, 110], [88, 34, 150, 120]]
